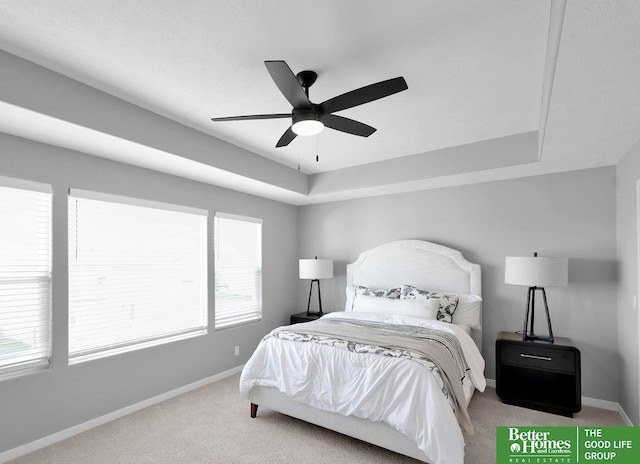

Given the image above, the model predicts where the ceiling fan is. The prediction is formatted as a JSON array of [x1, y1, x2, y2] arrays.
[[211, 60, 408, 148]]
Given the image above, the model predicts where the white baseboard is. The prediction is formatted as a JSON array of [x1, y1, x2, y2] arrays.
[[615, 404, 634, 426], [581, 396, 619, 411], [484, 377, 634, 426], [581, 396, 635, 425], [0, 364, 244, 464]]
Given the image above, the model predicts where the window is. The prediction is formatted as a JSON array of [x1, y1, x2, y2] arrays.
[[68, 189, 207, 363], [214, 213, 262, 328], [0, 177, 51, 376]]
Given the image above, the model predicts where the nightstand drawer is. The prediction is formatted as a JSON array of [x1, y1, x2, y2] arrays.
[[499, 344, 576, 374]]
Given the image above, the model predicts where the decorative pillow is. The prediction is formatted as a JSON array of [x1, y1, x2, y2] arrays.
[[400, 284, 459, 323], [355, 285, 401, 299], [452, 294, 482, 330], [352, 293, 439, 320], [346, 285, 401, 311]]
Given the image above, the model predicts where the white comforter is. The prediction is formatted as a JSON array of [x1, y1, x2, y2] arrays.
[[239, 311, 486, 464]]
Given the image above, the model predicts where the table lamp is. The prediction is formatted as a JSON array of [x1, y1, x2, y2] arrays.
[[505, 253, 568, 343], [299, 257, 334, 316]]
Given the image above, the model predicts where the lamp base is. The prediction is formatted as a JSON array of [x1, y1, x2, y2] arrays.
[[306, 279, 323, 317], [522, 286, 554, 344]]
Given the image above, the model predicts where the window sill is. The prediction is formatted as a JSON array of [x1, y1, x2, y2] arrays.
[[215, 317, 262, 331], [69, 329, 207, 365], [0, 359, 50, 382]]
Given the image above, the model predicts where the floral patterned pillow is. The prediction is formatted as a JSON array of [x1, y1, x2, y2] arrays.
[[355, 285, 401, 300], [400, 284, 459, 323]]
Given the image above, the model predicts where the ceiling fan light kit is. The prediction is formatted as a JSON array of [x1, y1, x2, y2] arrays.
[[291, 108, 324, 136], [211, 60, 408, 147]]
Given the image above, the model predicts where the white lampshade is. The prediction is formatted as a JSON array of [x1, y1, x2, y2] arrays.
[[299, 258, 334, 280], [505, 256, 568, 287]]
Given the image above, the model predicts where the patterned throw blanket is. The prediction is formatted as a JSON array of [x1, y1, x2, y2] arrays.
[[271, 317, 474, 434]]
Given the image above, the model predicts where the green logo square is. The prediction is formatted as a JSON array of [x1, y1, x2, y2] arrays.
[[497, 426, 640, 464]]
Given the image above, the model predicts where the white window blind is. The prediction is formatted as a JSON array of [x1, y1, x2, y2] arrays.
[[214, 213, 262, 328], [68, 190, 207, 363], [0, 179, 51, 375]]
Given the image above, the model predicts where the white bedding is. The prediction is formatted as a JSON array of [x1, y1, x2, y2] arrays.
[[239, 311, 486, 464]]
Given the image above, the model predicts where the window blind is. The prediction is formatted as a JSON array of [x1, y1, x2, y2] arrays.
[[68, 190, 207, 363], [0, 180, 51, 375], [214, 213, 262, 329]]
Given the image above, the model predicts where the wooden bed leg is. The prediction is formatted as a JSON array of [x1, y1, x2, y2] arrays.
[[250, 403, 258, 418]]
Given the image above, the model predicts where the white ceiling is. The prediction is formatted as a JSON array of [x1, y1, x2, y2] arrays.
[[0, 0, 639, 204]]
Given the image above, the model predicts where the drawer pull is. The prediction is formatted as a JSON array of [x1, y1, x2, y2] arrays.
[[521, 353, 552, 361]]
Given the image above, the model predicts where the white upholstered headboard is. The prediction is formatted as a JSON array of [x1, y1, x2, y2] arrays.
[[346, 240, 482, 351]]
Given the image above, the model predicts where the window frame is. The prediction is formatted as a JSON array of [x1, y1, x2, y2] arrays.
[[67, 189, 208, 364], [214, 212, 263, 330], [0, 176, 52, 378]]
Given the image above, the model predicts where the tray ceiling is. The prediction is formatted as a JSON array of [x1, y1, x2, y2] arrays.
[[0, 0, 639, 204]]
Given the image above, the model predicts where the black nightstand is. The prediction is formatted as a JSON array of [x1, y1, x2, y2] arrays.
[[290, 312, 322, 324], [496, 331, 581, 417]]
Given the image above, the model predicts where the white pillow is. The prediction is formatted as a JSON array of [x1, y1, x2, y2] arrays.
[[352, 293, 439, 320], [452, 294, 482, 330], [345, 285, 356, 311], [455, 323, 472, 335]]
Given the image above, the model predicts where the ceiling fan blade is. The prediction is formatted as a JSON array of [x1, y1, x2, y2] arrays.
[[265, 60, 311, 109], [322, 114, 376, 137], [320, 77, 408, 114], [276, 127, 297, 147], [211, 113, 290, 122]]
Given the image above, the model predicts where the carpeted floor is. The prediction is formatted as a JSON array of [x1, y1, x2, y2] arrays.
[[8, 373, 624, 464]]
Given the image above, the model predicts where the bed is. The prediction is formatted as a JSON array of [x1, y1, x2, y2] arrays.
[[239, 240, 485, 464]]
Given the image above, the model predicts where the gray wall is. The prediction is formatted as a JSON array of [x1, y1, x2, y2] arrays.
[[0, 133, 299, 453], [298, 167, 619, 403], [616, 137, 640, 425]]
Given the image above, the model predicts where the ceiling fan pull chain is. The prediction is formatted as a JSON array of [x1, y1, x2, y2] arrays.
[[316, 136, 319, 163]]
